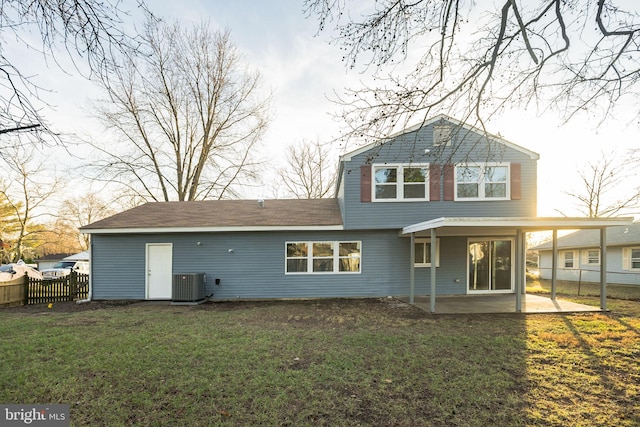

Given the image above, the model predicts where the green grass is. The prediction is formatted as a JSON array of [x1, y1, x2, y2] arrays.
[[1, 297, 639, 426], [528, 277, 640, 317], [527, 276, 640, 300]]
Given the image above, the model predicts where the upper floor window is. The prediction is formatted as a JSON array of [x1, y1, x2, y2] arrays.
[[455, 163, 509, 200], [373, 164, 429, 201]]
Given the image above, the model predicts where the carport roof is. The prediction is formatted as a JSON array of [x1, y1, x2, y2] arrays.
[[402, 217, 635, 236], [81, 199, 344, 234]]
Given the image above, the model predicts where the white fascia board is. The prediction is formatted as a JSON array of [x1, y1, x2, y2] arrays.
[[402, 217, 448, 234], [402, 217, 635, 235], [82, 225, 345, 235], [515, 217, 635, 229], [334, 160, 345, 197], [340, 141, 386, 162]]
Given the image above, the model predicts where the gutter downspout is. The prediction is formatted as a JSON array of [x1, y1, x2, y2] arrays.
[[76, 241, 92, 304]]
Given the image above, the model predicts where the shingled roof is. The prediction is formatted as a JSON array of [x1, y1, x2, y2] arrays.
[[532, 223, 640, 251], [81, 199, 343, 233]]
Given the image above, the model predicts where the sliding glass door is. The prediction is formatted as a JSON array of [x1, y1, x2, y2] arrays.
[[468, 239, 513, 293]]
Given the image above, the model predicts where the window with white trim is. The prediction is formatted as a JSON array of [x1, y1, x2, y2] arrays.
[[414, 238, 440, 267], [582, 249, 600, 266], [286, 242, 308, 273], [632, 248, 640, 270], [286, 241, 361, 274], [561, 251, 577, 269], [373, 164, 429, 201], [623, 247, 640, 270], [312, 242, 334, 272], [455, 163, 509, 200]]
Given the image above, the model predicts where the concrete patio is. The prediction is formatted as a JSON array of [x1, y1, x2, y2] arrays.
[[399, 293, 602, 314]]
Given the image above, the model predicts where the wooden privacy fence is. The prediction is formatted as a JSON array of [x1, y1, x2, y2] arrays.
[[0, 272, 89, 307], [0, 276, 26, 307]]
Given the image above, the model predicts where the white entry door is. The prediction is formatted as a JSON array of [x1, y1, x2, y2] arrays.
[[146, 243, 173, 299]]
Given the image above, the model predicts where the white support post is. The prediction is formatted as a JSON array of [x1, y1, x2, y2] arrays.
[[600, 227, 607, 311], [410, 232, 415, 304], [430, 228, 437, 313], [515, 229, 523, 313], [551, 229, 558, 301], [522, 231, 528, 296]]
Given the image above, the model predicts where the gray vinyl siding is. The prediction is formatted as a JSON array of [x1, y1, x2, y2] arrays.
[[538, 247, 640, 286], [341, 123, 537, 230], [88, 119, 537, 301], [413, 236, 468, 295], [90, 231, 471, 300], [90, 234, 167, 300]]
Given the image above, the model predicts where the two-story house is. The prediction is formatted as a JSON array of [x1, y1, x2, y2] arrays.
[[80, 115, 633, 311]]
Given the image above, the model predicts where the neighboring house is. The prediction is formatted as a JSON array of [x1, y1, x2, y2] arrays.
[[36, 253, 74, 271], [533, 224, 640, 286], [64, 251, 90, 262], [40, 251, 91, 280], [80, 115, 633, 311]]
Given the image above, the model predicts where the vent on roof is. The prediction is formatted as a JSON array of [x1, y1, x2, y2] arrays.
[[172, 273, 206, 304], [258, 199, 264, 208]]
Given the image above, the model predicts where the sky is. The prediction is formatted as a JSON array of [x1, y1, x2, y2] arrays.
[[9, 0, 640, 218]]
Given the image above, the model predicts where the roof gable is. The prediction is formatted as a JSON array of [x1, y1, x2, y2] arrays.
[[339, 114, 540, 162]]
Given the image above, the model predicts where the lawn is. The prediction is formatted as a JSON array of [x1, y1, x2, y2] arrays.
[[1, 293, 639, 426], [527, 277, 640, 316]]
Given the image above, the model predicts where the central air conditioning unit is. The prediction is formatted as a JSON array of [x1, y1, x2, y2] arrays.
[[172, 273, 206, 304]]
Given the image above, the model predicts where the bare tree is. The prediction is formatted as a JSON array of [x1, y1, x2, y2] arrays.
[[0, 0, 149, 145], [305, 1, 640, 141], [0, 192, 20, 263], [276, 139, 338, 199], [55, 194, 116, 250], [88, 20, 271, 202], [35, 218, 84, 257], [0, 147, 60, 261], [560, 152, 639, 217]]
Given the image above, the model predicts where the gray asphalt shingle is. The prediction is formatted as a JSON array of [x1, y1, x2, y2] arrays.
[[532, 223, 640, 250], [81, 199, 343, 230]]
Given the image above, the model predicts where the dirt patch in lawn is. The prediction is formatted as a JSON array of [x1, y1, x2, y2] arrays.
[[0, 298, 429, 328]]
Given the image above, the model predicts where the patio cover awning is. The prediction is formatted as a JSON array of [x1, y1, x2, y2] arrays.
[[402, 217, 635, 235], [401, 217, 635, 313]]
